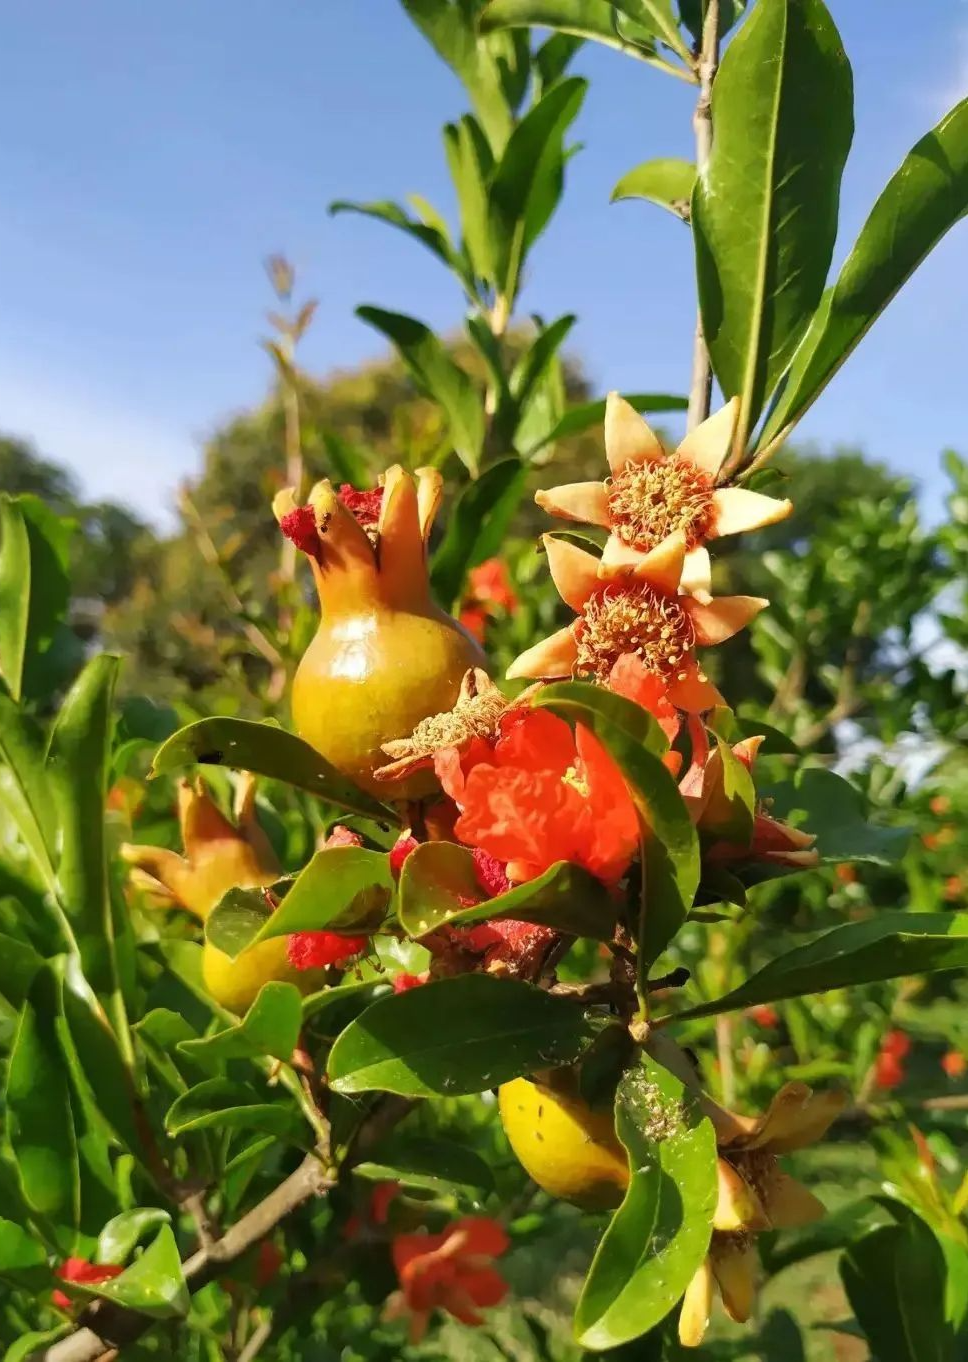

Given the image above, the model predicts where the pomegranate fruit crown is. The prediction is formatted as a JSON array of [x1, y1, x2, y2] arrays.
[[273, 464, 443, 609]]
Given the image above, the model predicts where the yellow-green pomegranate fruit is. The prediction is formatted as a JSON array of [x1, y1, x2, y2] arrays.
[[201, 939, 327, 1016], [276, 467, 487, 799], [498, 1075, 629, 1210]]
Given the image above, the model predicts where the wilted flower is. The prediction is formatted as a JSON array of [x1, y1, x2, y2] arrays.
[[679, 1082, 845, 1347], [386, 1217, 509, 1342], [435, 707, 639, 886], [121, 774, 279, 921], [507, 532, 766, 713], [536, 392, 791, 560], [375, 668, 511, 785]]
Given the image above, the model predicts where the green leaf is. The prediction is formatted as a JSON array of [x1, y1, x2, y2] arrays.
[[693, 0, 854, 454], [574, 1055, 717, 1347], [610, 0, 692, 61], [0, 693, 57, 886], [97, 1208, 172, 1266], [302, 979, 391, 1030], [204, 886, 273, 960], [319, 430, 373, 487], [252, 846, 393, 945], [4, 1327, 71, 1362], [509, 314, 577, 411], [678, 0, 746, 44], [165, 1078, 306, 1140], [763, 766, 910, 868], [443, 116, 496, 284], [430, 459, 527, 609], [150, 716, 395, 822], [398, 841, 617, 941], [328, 974, 597, 1098], [612, 158, 695, 218], [6, 968, 79, 1222], [675, 912, 968, 1020], [355, 1137, 495, 1200], [0, 1217, 49, 1289], [0, 933, 43, 1009], [54, 957, 144, 1160], [77, 1225, 189, 1320], [45, 655, 120, 989], [488, 77, 587, 301], [534, 682, 699, 964], [841, 1218, 951, 1362], [329, 198, 469, 287], [178, 982, 303, 1064], [759, 98, 968, 451], [522, 392, 687, 457], [0, 498, 30, 702], [356, 306, 485, 472], [482, 0, 662, 62]]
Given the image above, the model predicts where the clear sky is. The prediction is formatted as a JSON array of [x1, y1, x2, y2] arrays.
[[1, 1, 966, 526]]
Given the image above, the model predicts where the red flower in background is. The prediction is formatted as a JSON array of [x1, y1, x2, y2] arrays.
[[436, 708, 639, 886], [392, 971, 429, 993], [874, 1030, 911, 1089], [941, 1050, 966, 1079], [387, 1217, 509, 1341], [53, 1259, 123, 1311], [747, 1005, 780, 1029], [459, 558, 518, 640]]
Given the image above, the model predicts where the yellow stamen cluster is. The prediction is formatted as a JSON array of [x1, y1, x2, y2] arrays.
[[376, 669, 507, 780], [607, 457, 715, 553], [561, 764, 590, 797], [575, 585, 695, 683]]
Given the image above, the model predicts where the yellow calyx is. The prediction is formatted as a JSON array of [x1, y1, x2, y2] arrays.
[[121, 774, 278, 922], [498, 1076, 628, 1211]]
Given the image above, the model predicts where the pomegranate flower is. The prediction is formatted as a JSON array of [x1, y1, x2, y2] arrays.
[[435, 708, 639, 886], [536, 392, 791, 560], [387, 1217, 509, 1342], [121, 774, 279, 921], [286, 930, 368, 970], [680, 1082, 845, 1347], [53, 1259, 124, 1311], [459, 558, 519, 640], [506, 532, 767, 713]]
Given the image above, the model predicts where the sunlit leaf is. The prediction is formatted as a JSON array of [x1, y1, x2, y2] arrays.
[[178, 981, 303, 1065], [612, 157, 695, 217]]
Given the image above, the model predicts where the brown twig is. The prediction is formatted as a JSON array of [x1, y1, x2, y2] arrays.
[[236, 1316, 274, 1362], [685, 0, 720, 436]]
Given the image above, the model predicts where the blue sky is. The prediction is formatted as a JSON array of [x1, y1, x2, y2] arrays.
[[1, 0, 966, 526]]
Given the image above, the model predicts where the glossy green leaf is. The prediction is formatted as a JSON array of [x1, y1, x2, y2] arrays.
[[0, 1217, 49, 1289], [612, 157, 695, 217], [76, 1225, 189, 1319], [97, 1208, 172, 1266], [522, 391, 687, 457], [0, 693, 57, 887], [165, 1078, 306, 1140], [762, 766, 910, 868], [46, 655, 120, 988], [574, 1055, 717, 1347], [481, 0, 664, 62], [357, 306, 484, 472], [759, 98, 968, 450], [693, 0, 854, 453], [6, 969, 79, 1221], [431, 458, 527, 608], [610, 0, 692, 61], [676, 912, 968, 1020], [204, 886, 273, 960], [509, 314, 577, 411], [301, 979, 391, 1030], [179, 981, 303, 1064], [252, 846, 393, 945], [443, 115, 496, 284], [702, 736, 756, 843], [328, 974, 597, 1097], [398, 841, 617, 941], [534, 682, 699, 963], [0, 498, 30, 701], [488, 77, 587, 300], [355, 1137, 495, 1200], [150, 716, 395, 822]]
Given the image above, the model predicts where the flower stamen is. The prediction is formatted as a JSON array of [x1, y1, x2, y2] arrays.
[[607, 457, 715, 553], [575, 584, 695, 683]]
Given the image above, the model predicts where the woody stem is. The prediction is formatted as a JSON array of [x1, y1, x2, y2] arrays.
[[685, 0, 720, 435]]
